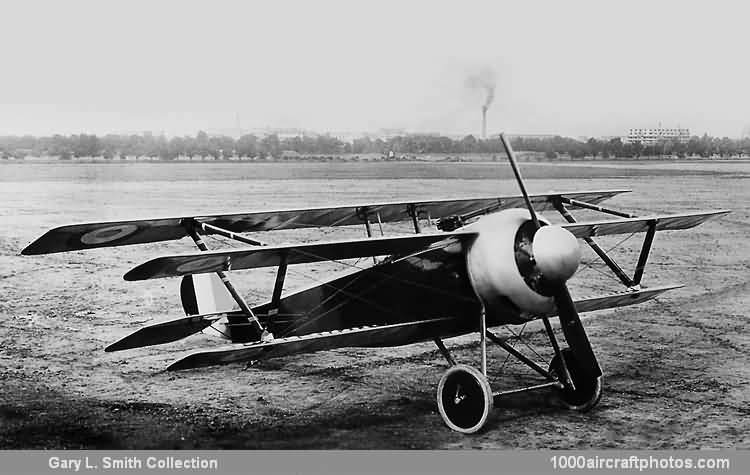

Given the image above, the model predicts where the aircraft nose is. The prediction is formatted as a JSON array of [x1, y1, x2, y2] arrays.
[[532, 225, 581, 282]]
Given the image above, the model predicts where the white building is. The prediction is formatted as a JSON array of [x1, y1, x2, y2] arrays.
[[506, 134, 560, 140], [625, 127, 690, 145], [365, 128, 407, 140]]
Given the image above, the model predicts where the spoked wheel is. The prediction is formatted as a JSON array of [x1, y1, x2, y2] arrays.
[[548, 348, 602, 412], [437, 364, 493, 433]]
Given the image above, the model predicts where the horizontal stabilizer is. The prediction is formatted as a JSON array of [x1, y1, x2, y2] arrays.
[[562, 210, 729, 239], [167, 318, 456, 371], [105, 313, 231, 352], [124, 231, 476, 281], [538, 283, 683, 319], [22, 189, 627, 254]]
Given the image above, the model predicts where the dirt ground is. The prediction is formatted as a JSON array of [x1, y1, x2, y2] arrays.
[[0, 161, 748, 449]]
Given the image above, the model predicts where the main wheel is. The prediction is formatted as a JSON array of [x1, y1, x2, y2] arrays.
[[548, 348, 602, 412], [437, 364, 493, 433]]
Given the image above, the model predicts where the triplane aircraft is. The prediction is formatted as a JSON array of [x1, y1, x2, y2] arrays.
[[23, 136, 729, 433]]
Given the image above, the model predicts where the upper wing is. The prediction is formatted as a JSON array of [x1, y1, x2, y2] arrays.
[[561, 210, 730, 238], [124, 231, 475, 281], [21, 189, 627, 254]]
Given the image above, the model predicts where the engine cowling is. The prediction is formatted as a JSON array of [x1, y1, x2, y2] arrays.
[[464, 208, 580, 323]]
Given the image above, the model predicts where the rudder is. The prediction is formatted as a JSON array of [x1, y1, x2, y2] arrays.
[[180, 274, 239, 315], [180, 274, 258, 342]]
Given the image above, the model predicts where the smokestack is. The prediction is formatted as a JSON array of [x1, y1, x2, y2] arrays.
[[482, 106, 487, 140], [465, 68, 496, 140]]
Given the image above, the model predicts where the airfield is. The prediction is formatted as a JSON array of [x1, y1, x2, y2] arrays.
[[0, 160, 748, 449]]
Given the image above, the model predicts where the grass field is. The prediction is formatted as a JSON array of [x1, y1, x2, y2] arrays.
[[0, 160, 748, 449]]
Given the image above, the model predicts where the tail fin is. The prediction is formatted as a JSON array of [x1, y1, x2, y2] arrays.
[[180, 274, 257, 341], [180, 274, 239, 340], [180, 274, 239, 315]]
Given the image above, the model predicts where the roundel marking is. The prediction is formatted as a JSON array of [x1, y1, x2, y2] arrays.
[[80, 224, 139, 245], [176, 256, 226, 275]]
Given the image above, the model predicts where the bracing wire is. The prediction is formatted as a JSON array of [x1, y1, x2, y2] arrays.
[[200, 216, 647, 348]]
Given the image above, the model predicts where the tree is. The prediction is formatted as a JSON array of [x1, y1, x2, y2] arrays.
[[259, 134, 280, 158], [460, 135, 478, 153], [72, 134, 99, 157], [236, 134, 258, 157]]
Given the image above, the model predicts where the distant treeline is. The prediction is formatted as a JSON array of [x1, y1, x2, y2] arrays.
[[1, 131, 749, 159], [515, 135, 750, 159]]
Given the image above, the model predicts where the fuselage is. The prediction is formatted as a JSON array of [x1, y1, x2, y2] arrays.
[[240, 209, 549, 346]]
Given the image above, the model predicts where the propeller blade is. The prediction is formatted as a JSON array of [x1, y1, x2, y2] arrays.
[[553, 284, 602, 379], [499, 134, 541, 229], [499, 133, 601, 378]]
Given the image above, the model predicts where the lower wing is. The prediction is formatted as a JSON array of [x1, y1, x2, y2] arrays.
[[165, 284, 680, 370]]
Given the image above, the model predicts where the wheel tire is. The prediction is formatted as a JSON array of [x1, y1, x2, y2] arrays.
[[548, 348, 602, 412], [437, 364, 493, 433]]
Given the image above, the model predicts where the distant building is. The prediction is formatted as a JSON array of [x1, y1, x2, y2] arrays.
[[329, 131, 365, 142], [280, 150, 301, 159], [206, 127, 319, 140], [206, 127, 247, 139], [506, 134, 563, 141], [625, 127, 690, 145], [598, 135, 627, 142], [365, 128, 407, 140]]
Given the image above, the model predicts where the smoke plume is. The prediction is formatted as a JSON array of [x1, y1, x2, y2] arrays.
[[465, 68, 496, 112]]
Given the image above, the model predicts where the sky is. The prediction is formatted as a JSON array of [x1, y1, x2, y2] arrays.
[[1, 0, 748, 138]]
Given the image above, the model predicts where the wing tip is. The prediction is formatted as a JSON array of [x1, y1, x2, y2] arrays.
[[105, 314, 222, 351], [641, 283, 684, 296], [21, 225, 90, 255], [166, 356, 200, 371], [20, 245, 37, 256], [104, 342, 123, 352], [123, 260, 164, 281], [21, 236, 53, 255], [104, 333, 145, 352]]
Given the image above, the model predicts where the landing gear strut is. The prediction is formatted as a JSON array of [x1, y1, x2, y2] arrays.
[[434, 314, 603, 433], [433, 132, 612, 433]]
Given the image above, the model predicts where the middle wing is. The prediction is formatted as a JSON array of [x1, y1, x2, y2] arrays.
[[124, 231, 476, 281]]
